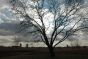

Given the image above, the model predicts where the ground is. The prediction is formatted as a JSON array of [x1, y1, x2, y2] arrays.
[[0, 47, 88, 59]]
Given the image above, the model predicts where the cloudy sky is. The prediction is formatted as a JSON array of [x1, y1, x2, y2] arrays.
[[0, 0, 18, 46], [0, 0, 88, 47]]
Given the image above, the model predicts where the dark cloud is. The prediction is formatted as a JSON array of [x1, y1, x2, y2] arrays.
[[0, 22, 18, 35]]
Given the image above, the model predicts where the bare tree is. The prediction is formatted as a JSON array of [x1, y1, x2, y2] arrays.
[[10, 0, 88, 57]]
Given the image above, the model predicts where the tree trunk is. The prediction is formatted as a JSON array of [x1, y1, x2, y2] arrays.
[[48, 45, 55, 57]]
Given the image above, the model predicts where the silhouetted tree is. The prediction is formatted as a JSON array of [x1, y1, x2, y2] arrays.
[[19, 43, 22, 47], [10, 0, 88, 57], [26, 43, 28, 48]]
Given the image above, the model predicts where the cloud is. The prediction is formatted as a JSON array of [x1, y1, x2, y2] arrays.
[[0, 0, 10, 8]]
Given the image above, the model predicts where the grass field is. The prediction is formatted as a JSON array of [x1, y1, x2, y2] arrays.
[[0, 47, 88, 59]]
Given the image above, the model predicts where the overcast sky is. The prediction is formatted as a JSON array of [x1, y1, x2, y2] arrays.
[[0, 0, 10, 8]]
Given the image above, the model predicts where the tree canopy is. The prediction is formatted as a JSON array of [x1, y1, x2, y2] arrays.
[[10, 0, 88, 56]]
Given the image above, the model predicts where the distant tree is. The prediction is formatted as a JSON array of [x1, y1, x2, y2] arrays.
[[10, 0, 88, 57], [26, 43, 28, 48], [19, 43, 22, 47]]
